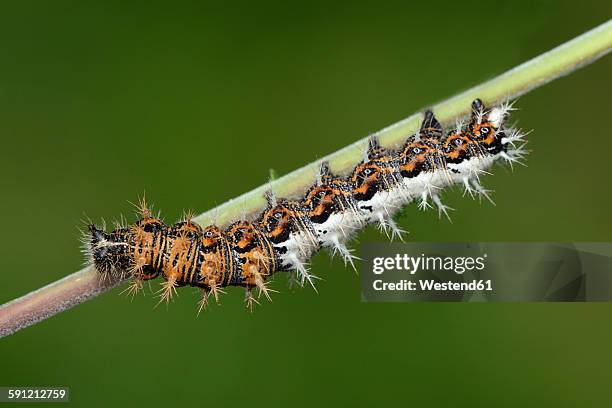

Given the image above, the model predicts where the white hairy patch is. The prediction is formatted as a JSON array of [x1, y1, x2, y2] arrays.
[[275, 230, 319, 269]]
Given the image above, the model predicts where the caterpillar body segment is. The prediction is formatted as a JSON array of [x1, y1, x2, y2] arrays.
[[349, 137, 407, 240], [302, 162, 364, 270], [259, 194, 320, 288]]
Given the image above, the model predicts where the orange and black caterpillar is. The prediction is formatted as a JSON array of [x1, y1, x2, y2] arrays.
[[86, 99, 527, 311]]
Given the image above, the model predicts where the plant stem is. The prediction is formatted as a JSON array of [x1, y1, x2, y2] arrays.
[[1, 20, 611, 339]]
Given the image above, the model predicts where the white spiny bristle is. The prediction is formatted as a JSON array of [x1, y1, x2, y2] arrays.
[[500, 152, 519, 169], [462, 177, 475, 199], [330, 236, 360, 272], [506, 143, 529, 165], [470, 178, 495, 205], [79, 228, 94, 266], [386, 217, 407, 241], [476, 107, 485, 124], [264, 190, 277, 207], [455, 118, 465, 133], [500, 99, 517, 114], [290, 256, 319, 291], [502, 128, 529, 148], [375, 212, 393, 239], [418, 191, 432, 211], [432, 194, 454, 222]]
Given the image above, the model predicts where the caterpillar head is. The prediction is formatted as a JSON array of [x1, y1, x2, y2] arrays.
[[88, 224, 130, 278]]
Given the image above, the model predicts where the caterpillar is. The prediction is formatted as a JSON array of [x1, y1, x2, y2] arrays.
[[85, 99, 527, 312]]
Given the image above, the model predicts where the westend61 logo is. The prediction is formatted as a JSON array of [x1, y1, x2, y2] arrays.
[[372, 253, 487, 275]]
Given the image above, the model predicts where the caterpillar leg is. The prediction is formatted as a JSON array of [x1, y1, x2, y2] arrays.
[[432, 194, 454, 222]]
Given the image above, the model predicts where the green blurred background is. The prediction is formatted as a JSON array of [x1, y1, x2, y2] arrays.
[[1, 1, 611, 407]]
